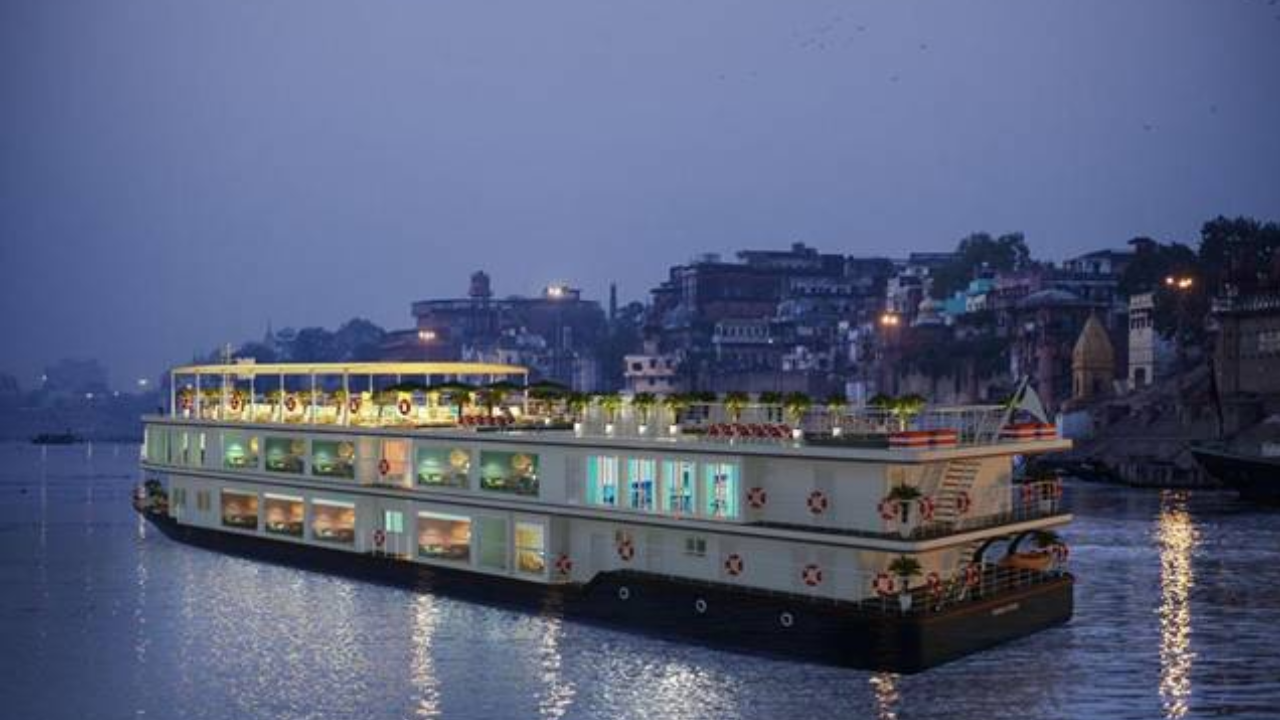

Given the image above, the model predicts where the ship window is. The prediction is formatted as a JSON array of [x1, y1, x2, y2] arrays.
[[662, 461, 695, 515], [515, 522, 546, 575], [264, 436, 306, 474], [312, 440, 356, 479], [703, 463, 739, 519], [417, 512, 472, 563], [222, 432, 259, 470], [220, 490, 259, 530], [479, 451, 539, 496], [384, 510, 404, 534], [416, 446, 470, 488], [476, 516, 507, 570], [263, 493, 304, 537], [628, 458, 656, 511], [684, 536, 707, 557], [586, 456, 620, 506], [311, 499, 355, 544], [145, 426, 169, 464]]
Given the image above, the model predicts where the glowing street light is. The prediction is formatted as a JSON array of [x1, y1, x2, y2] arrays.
[[417, 329, 437, 342], [879, 312, 901, 328], [1165, 275, 1194, 291]]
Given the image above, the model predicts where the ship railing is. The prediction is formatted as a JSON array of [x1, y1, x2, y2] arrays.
[[856, 564, 1069, 617]]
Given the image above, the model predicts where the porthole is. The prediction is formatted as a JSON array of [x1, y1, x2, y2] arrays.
[[694, 597, 708, 614], [618, 586, 631, 601], [780, 611, 795, 628]]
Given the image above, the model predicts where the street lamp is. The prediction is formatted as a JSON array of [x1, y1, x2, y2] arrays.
[[417, 329, 437, 342], [1165, 275, 1193, 291], [1164, 274, 1195, 376], [880, 312, 901, 328]]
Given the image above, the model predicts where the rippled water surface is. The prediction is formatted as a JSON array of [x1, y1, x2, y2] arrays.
[[2, 443, 1279, 720]]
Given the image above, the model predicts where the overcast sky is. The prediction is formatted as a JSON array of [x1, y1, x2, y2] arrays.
[[2, 0, 1279, 388]]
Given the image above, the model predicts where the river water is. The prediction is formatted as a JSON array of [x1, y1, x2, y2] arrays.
[[1, 443, 1277, 720]]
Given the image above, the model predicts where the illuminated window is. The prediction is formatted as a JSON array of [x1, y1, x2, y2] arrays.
[[264, 436, 305, 474], [222, 432, 259, 470], [703, 463, 739, 519], [628, 458, 656, 511], [515, 522, 546, 575], [416, 446, 470, 488], [263, 493, 304, 537], [586, 456, 620, 506], [417, 512, 471, 563], [220, 490, 259, 530], [384, 510, 405, 534], [479, 451, 539, 496], [311, 499, 355, 544], [312, 440, 356, 479], [662, 460, 695, 515]]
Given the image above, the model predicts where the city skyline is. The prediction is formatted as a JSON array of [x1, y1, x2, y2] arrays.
[[4, 0, 1280, 385]]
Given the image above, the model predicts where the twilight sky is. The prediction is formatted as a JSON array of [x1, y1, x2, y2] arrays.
[[2, 0, 1279, 388]]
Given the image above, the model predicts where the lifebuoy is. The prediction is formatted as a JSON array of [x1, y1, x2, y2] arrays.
[[373, 529, 386, 547], [1051, 543, 1070, 563], [285, 396, 298, 412], [397, 398, 412, 416], [378, 458, 391, 476], [801, 564, 823, 587], [348, 397, 361, 413], [617, 538, 635, 562], [555, 554, 573, 575], [180, 396, 192, 410], [873, 572, 896, 597], [955, 490, 972, 515], [925, 571, 942, 596], [964, 563, 982, 588], [1020, 483, 1037, 505], [807, 490, 829, 515], [878, 499, 897, 521], [746, 487, 768, 509], [918, 496, 935, 522], [723, 554, 744, 577], [229, 396, 241, 411], [1051, 480, 1064, 500]]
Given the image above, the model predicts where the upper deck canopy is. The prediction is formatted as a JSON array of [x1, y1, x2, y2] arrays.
[[172, 361, 529, 378]]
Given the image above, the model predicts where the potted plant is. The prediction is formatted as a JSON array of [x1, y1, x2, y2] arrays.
[[824, 393, 847, 436], [632, 392, 657, 434], [890, 393, 926, 431], [783, 392, 811, 439], [887, 483, 923, 538], [662, 393, 688, 435], [566, 392, 591, 435], [758, 391, 783, 423], [888, 555, 923, 613], [596, 392, 622, 435], [723, 391, 749, 424]]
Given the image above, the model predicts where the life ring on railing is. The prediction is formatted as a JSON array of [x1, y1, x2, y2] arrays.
[[378, 458, 391, 476], [806, 490, 829, 515], [955, 490, 972, 515], [878, 499, 897, 521], [555, 554, 573, 575], [801, 564, 823, 587], [397, 398, 412, 416], [1051, 479, 1064, 500], [918, 496, 935, 522], [373, 529, 386, 548], [964, 563, 982, 588], [925, 571, 942, 596], [180, 396, 192, 410], [1020, 483, 1036, 505], [723, 554, 744, 577], [348, 397, 361, 414], [229, 396, 241, 411], [617, 537, 635, 562], [285, 396, 298, 412], [746, 487, 768, 509], [873, 572, 896, 597]]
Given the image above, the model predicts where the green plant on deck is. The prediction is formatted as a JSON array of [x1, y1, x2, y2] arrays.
[[661, 393, 689, 425], [565, 392, 591, 421], [887, 483, 922, 502], [888, 555, 923, 589], [631, 392, 657, 425], [595, 392, 623, 424], [824, 393, 847, 427], [757, 391, 783, 406], [783, 392, 812, 426], [723, 391, 750, 422]]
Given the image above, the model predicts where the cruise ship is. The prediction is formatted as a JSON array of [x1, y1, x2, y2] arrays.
[[135, 361, 1073, 672]]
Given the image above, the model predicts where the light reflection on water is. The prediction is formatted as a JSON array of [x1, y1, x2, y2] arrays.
[[1157, 491, 1198, 720], [3, 444, 1280, 720]]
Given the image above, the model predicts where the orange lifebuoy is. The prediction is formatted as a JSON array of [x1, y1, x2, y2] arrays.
[[806, 490, 829, 515], [918, 496, 935, 522], [378, 458, 391, 476], [801, 564, 823, 587], [285, 396, 298, 412], [373, 529, 386, 547], [555, 554, 573, 575], [955, 490, 972, 515], [397, 398, 412, 416], [229, 396, 241, 411], [878, 499, 897, 521], [617, 539, 635, 562], [925, 571, 942, 596], [724, 554, 744, 577], [873, 572, 896, 596], [964, 563, 982, 588], [746, 487, 768, 509]]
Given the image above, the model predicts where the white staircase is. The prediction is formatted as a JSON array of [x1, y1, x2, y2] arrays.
[[930, 458, 983, 529]]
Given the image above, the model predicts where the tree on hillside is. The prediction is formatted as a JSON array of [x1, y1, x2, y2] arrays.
[[1198, 216, 1280, 294], [929, 232, 1031, 299]]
